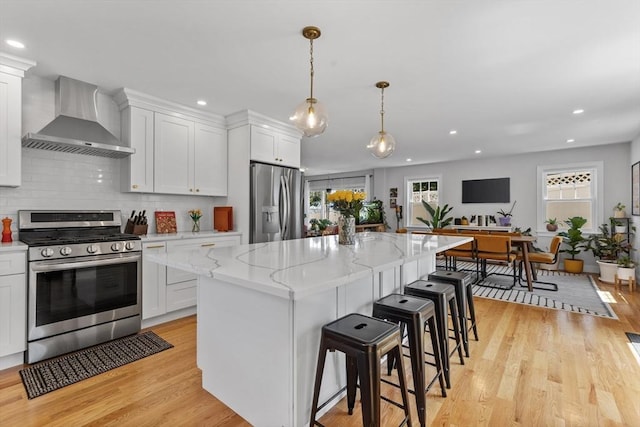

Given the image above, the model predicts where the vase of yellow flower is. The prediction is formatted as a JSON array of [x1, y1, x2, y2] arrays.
[[188, 209, 202, 232], [326, 190, 366, 245]]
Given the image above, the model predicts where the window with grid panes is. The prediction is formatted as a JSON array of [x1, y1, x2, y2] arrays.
[[540, 165, 599, 233], [406, 178, 440, 227]]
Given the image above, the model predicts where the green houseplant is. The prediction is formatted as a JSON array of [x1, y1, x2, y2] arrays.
[[545, 218, 558, 232], [416, 201, 453, 229], [586, 223, 625, 282], [617, 254, 636, 283], [309, 218, 332, 234], [614, 202, 626, 218], [558, 216, 587, 273]]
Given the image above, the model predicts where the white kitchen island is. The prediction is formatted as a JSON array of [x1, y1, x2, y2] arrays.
[[145, 232, 471, 426]]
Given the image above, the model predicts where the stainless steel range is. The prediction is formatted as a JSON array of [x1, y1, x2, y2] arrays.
[[19, 210, 142, 363]]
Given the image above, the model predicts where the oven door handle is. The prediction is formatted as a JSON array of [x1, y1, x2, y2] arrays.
[[30, 253, 141, 272]]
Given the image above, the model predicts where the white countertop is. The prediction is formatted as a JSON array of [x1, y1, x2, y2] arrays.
[[141, 230, 243, 242], [145, 232, 471, 300], [0, 241, 27, 252]]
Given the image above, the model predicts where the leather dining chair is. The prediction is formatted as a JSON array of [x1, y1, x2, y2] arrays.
[[516, 235, 562, 291], [474, 234, 518, 288]]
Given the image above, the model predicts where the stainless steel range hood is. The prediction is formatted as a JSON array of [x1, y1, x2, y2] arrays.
[[22, 76, 135, 159]]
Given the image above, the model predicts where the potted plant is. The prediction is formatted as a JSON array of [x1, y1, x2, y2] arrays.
[[558, 216, 587, 274], [496, 200, 516, 226], [613, 219, 627, 234], [309, 218, 333, 235], [617, 254, 636, 282], [545, 218, 558, 232], [586, 223, 625, 282], [614, 202, 626, 218], [416, 201, 453, 229]]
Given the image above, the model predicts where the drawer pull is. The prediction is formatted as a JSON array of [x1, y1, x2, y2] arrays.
[[200, 243, 216, 247], [145, 245, 165, 249]]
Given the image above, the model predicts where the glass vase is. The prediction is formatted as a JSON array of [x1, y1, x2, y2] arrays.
[[192, 219, 200, 232], [338, 215, 356, 245]]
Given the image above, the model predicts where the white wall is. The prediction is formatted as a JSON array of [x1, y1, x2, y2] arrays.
[[629, 133, 640, 267], [372, 142, 631, 273], [0, 148, 227, 235]]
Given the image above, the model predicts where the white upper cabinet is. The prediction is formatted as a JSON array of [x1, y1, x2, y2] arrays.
[[115, 89, 227, 197], [154, 113, 194, 195], [194, 123, 227, 196], [0, 53, 35, 187], [120, 106, 154, 192], [250, 125, 301, 169]]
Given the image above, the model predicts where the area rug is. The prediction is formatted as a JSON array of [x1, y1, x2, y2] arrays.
[[20, 331, 173, 399], [626, 332, 640, 358], [441, 261, 618, 319]]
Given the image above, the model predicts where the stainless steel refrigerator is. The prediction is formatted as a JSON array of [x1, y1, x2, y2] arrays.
[[250, 162, 304, 243]]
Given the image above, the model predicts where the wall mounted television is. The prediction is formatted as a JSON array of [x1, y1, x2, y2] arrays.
[[462, 178, 510, 203]]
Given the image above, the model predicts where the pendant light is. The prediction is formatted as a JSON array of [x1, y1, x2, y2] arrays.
[[367, 81, 396, 159], [290, 26, 328, 137]]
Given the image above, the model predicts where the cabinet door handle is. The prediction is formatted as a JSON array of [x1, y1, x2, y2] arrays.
[[145, 244, 165, 249], [200, 243, 216, 247], [132, 184, 139, 189], [196, 189, 200, 192], [190, 188, 194, 192]]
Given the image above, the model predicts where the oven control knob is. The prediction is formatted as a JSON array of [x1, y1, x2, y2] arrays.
[[111, 242, 123, 252], [41, 248, 54, 258], [60, 247, 72, 256], [87, 244, 98, 254], [125, 241, 136, 250]]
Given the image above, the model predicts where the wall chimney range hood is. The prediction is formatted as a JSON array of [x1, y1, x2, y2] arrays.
[[22, 76, 135, 159]]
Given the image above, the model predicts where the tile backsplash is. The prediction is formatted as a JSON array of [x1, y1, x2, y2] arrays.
[[0, 148, 227, 236]]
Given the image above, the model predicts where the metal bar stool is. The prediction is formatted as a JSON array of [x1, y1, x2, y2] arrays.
[[373, 294, 447, 427], [404, 280, 465, 389], [309, 313, 412, 427], [428, 270, 479, 357]]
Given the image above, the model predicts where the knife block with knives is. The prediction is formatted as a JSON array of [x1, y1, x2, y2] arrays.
[[125, 210, 148, 235]]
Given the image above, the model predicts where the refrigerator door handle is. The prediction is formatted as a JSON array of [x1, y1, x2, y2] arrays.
[[280, 175, 290, 239]]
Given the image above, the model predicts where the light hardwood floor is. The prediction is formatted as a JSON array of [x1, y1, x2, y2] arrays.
[[1, 277, 639, 426]]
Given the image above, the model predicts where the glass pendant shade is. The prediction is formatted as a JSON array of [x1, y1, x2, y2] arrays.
[[291, 97, 328, 137], [367, 131, 396, 159]]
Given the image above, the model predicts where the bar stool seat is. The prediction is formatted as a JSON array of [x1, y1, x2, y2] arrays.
[[404, 280, 465, 389], [373, 293, 446, 427], [309, 313, 412, 427], [428, 270, 479, 357]]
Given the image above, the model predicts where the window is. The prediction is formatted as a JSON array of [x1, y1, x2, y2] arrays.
[[305, 175, 370, 225], [537, 162, 603, 233], [405, 177, 441, 228]]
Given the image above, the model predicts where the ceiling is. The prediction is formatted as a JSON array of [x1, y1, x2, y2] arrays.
[[1, 1, 639, 176]]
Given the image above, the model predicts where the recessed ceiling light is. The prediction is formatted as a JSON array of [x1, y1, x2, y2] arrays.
[[566, 138, 575, 143], [299, 167, 306, 172], [475, 150, 482, 154], [406, 158, 412, 162], [6, 39, 25, 49], [572, 109, 584, 115], [197, 100, 207, 106], [449, 130, 457, 135]]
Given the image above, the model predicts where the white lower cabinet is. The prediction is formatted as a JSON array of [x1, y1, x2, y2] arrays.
[[142, 241, 167, 319], [142, 234, 241, 320], [0, 251, 26, 358]]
